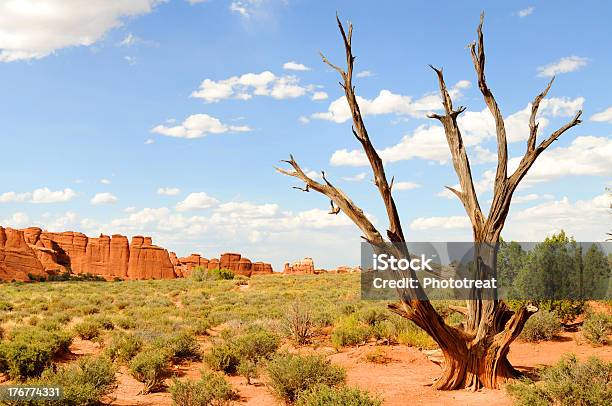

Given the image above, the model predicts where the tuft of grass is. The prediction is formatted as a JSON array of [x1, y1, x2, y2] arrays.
[[520, 311, 562, 342], [582, 311, 612, 346], [331, 315, 371, 349]]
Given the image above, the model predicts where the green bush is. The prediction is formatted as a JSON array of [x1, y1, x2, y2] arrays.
[[205, 342, 240, 374], [129, 349, 170, 394], [296, 384, 382, 406], [209, 268, 235, 280], [105, 332, 142, 364], [359, 308, 387, 326], [506, 354, 612, 406], [0, 327, 72, 379], [190, 266, 207, 282], [0, 300, 14, 311], [331, 316, 371, 348], [29, 356, 116, 406], [267, 352, 346, 402], [170, 371, 238, 406], [582, 311, 612, 345], [521, 310, 561, 342], [74, 319, 102, 340], [154, 331, 201, 361]]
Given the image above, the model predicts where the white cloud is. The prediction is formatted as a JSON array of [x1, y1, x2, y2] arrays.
[[283, 61, 310, 71], [144, 138, 155, 145], [31, 188, 77, 203], [124, 55, 136, 65], [312, 81, 470, 123], [311, 91, 328, 101], [410, 216, 471, 231], [230, 1, 250, 17], [342, 172, 367, 182], [100, 178, 112, 184], [298, 115, 310, 124], [0, 191, 30, 203], [191, 71, 315, 102], [329, 97, 584, 167], [152, 114, 251, 139], [90, 192, 118, 205], [516, 6, 534, 17], [590, 107, 612, 123], [1, 212, 31, 228], [157, 187, 181, 196], [537, 56, 589, 77], [46, 211, 79, 231], [187, 0, 208, 4], [176, 192, 219, 211], [356, 70, 373, 78], [119, 33, 139, 46], [0, 0, 163, 62], [394, 181, 421, 191]]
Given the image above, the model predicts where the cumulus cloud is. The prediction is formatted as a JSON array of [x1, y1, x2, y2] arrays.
[[1, 188, 79, 204], [342, 172, 367, 182], [90, 192, 118, 205], [312, 81, 471, 123], [410, 216, 471, 231], [311, 91, 328, 101], [152, 114, 251, 139], [191, 71, 316, 103], [1, 212, 31, 228], [157, 187, 181, 196], [356, 70, 373, 78], [100, 178, 112, 185], [0, 0, 163, 62], [537, 56, 589, 77], [176, 192, 219, 211], [394, 181, 421, 191], [329, 97, 584, 167], [590, 107, 612, 123], [283, 61, 310, 71]]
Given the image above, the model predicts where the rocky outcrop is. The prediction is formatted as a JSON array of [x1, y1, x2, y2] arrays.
[[0, 227, 46, 281], [283, 257, 316, 274], [0, 226, 274, 281], [329, 266, 362, 274]]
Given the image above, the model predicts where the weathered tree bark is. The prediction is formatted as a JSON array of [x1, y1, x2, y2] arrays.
[[277, 13, 581, 390]]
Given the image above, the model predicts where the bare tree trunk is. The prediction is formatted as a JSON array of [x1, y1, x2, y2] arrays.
[[278, 13, 581, 390]]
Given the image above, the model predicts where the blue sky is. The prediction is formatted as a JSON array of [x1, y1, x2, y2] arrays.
[[0, 1, 610, 270]]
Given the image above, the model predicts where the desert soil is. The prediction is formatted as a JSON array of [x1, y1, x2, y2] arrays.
[[92, 329, 612, 406]]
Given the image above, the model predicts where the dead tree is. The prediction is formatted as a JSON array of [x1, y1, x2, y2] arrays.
[[277, 14, 582, 390]]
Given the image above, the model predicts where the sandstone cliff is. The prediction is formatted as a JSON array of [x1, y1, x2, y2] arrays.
[[0, 226, 274, 281]]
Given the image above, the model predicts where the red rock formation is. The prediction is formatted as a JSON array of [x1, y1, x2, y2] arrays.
[[0, 227, 46, 281], [329, 266, 362, 274], [128, 236, 176, 280], [283, 257, 315, 274], [1, 226, 273, 281]]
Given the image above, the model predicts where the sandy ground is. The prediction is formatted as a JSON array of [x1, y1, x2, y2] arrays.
[[96, 329, 611, 406]]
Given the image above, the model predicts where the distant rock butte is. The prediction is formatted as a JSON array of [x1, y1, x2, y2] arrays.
[[0, 226, 273, 281], [283, 257, 361, 275]]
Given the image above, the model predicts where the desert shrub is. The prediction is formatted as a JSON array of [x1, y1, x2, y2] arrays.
[[74, 319, 102, 340], [283, 302, 314, 344], [188, 318, 212, 336], [90, 315, 114, 330], [582, 311, 612, 345], [105, 332, 142, 364], [31, 356, 116, 406], [0, 300, 14, 311], [521, 310, 561, 342], [371, 320, 396, 344], [129, 349, 171, 393], [364, 348, 391, 364], [0, 327, 72, 379], [237, 359, 258, 385], [267, 352, 346, 402], [209, 268, 235, 280], [359, 308, 387, 326], [170, 371, 238, 406], [341, 304, 356, 316], [205, 342, 240, 374], [154, 331, 201, 361], [114, 316, 136, 329], [506, 354, 612, 406], [331, 316, 371, 348], [296, 384, 382, 406], [190, 266, 207, 282]]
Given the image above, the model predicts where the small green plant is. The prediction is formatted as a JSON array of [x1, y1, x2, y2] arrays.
[[520, 310, 561, 342], [331, 315, 371, 348], [237, 359, 258, 385], [29, 356, 116, 406], [266, 352, 346, 403], [190, 266, 208, 282], [154, 331, 201, 361], [506, 354, 612, 406], [105, 332, 142, 364], [0, 300, 14, 311], [0, 326, 72, 379], [74, 319, 102, 340], [170, 371, 238, 406], [129, 349, 170, 394], [205, 342, 240, 374], [296, 384, 382, 406], [582, 311, 612, 345], [364, 348, 391, 364], [209, 268, 235, 280]]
